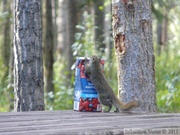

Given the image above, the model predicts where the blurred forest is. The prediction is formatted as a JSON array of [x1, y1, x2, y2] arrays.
[[0, 0, 179, 112]]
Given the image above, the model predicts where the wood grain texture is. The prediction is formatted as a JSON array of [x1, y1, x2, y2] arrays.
[[0, 110, 179, 135]]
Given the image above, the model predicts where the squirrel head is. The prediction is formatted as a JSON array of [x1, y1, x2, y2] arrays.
[[91, 55, 100, 63], [90, 55, 101, 67]]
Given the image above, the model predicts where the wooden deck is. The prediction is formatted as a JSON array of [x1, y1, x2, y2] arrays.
[[0, 110, 180, 135]]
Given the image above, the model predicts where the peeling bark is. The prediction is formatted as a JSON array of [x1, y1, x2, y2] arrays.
[[112, 0, 156, 112]]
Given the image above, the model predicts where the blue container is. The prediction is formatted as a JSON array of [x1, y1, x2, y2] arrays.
[[73, 57, 104, 112]]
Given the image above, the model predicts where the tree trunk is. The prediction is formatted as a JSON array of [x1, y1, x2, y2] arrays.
[[112, 0, 156, 112], [8, 46, 14, 111], [161, 12, 168, 51], [65, 0, 77, 76], [43, 0, 54, 98], [56, 0, 67, 59], [104, 1, 114, 78], [156, 21, 163, 56], [52, 0, 58, 54], [92, 0, 105, 54], [14, 0, 44, 111], [56, 0, 77, 86]]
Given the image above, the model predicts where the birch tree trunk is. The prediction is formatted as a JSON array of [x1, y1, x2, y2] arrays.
[[112, 0, 156, 112], [14, 0, 44, 111]]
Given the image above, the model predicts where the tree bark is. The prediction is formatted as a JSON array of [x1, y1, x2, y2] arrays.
[[43, 0, 54, 97], [112, 0, 156, 112], [14, 0, 44, 111]]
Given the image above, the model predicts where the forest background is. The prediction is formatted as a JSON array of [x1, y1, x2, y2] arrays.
[[0, 0, 179, 112]]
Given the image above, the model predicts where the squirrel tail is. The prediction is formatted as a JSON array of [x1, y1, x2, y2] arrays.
[[114, 96, 141, 111]]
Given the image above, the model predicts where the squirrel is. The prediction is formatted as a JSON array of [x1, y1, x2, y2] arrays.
[[84, 55, 140, 112]]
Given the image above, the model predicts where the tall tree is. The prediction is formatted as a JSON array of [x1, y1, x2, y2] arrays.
[[104, 1, 114, 78], [65, 0, 77, 79], [112, 0, 156, 112], [93, 0, 105, 54], [57, 0, 77, 86], [43, 0, 54, 100], [14, 0, 44, 111], [56, 0, 67, 59]]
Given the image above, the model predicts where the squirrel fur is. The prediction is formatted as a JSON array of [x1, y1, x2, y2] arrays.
[[84, 55, 140, 112]]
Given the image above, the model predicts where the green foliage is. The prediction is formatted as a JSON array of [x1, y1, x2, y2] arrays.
[[45, 60, 74, 110], [156, 50, 180, 112], [0, 55, 9, 112], [72, 12, 96, 57], [0, 11, 10, 19], [153, 0, 180, 113], [53, 60, 74, 110]]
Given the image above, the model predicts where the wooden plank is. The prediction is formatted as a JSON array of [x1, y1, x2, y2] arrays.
[[0, 111, 179, 135]]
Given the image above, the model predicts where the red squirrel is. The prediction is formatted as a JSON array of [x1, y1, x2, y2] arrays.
[[84, 55, 140, 112]]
